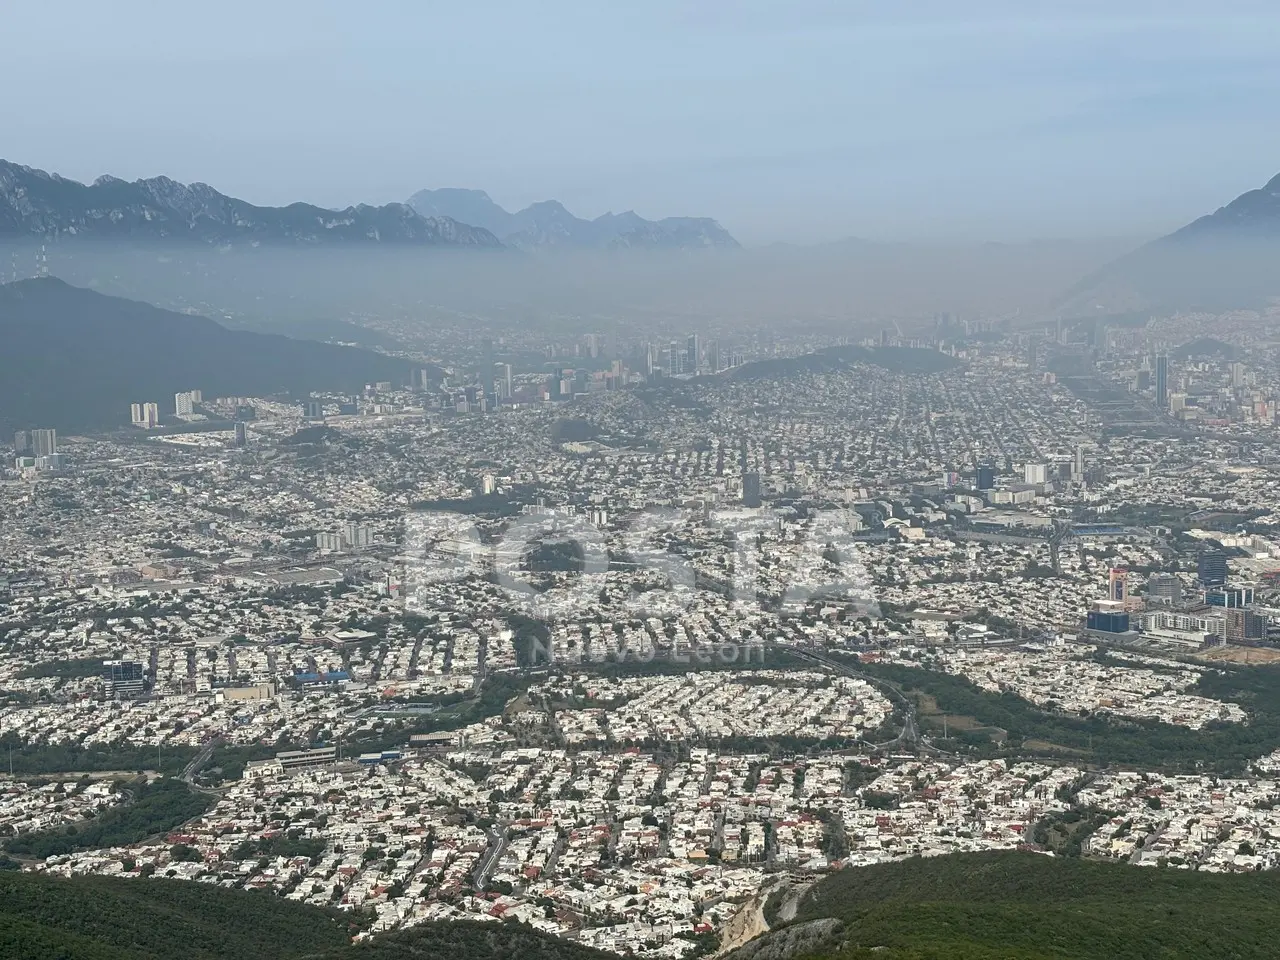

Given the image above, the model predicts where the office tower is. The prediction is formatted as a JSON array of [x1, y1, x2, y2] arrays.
[[481, 338, 495, 396], [1205, 586, 1255, 609], [1073, 444, 1087, 481], [707, 340, 721, 375], [1108, 567, 1127, 603], [305, 400, 325, 420], [175, 391, 194, 416], [686, 334, 701, 374], [742, 471, 762, 508], [1023, 462, 1048, 485], [644, 342, 656, 376], [481, 473, 496, 495], [975, 465, 995, 490], [103, 659, 146, 699], [1197, 546, 1228, 587], [1026, 335, 1039, 369], [501, 363, 514, 399], [30, 429, 57, 457], [1231, 361, 1246, 389], [1155, 354, 1169, 409], [1086, 603, 1130, 635], [1145, 573, 1182, 605], [131, 403, 143, 425], [14, 431, 30, 455], [234, 422, 248, 447]]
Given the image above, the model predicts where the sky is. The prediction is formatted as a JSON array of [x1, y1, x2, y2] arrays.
[[5, 0, 1280, 245]]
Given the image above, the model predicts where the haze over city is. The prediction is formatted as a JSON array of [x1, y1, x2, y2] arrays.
[[5, 1, 1280, 243], [7, 4, 1280, 960]]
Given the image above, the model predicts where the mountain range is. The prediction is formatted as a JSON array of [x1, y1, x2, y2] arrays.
[[1063, 169, 1280, 312], [407, 187, 739, 250], [0, 277, 419, 434], [0, 159, 739, 252], [0, 160, 501, 247]]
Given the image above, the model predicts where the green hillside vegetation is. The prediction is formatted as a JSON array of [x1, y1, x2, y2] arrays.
[[785, 850, 1280, 959], [6, 778, 213, 859], [310, 919, 618, 960], [0, 870, 354, 960], [858, 659, 1280, 774], [0, 732, 198, 777], [0, 870, 620, 960]]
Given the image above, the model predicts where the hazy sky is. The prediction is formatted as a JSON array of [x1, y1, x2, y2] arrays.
[[5, 1, 1280, 245]]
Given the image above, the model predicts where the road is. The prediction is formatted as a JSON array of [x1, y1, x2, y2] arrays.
[[473, 824, 508, 890], [783, 645, 948, 757], [181, 736, 225, 794]]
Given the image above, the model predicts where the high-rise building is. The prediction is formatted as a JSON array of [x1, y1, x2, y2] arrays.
[[13, 431, 30, 455], [686, 334, 701, 374], [234, 422, 248, 447], [1145, 573, 1183, 605], [315, 531, 343, 552], [481, 338, 495, 397], [1023, 462, 1048, 485], [975, 466, 996, 490], [1197, 546, 1228, 587], [175, 391, 194, 416], [706, 340, 721, 375], [1086, 600, 1130, 635], [30, 429, 57, 457], [103, 659, 146, 699], [1108, 567, 1127, 603], [1205, 586, 1254, 609], [343, 522, 373, 549], [742, 471, 762, 508], [132, 403, 161, 427], [305, 401, 325, 420], [1073, 445, 1087, 481], [1155, 354, 1169, 409]]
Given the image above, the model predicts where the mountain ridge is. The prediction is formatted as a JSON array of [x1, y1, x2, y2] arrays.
[[407, 186, 739, 250], [0, 160, 503, 248], [1061, 168, 1280, 312], [0, 277, 420, 435]]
